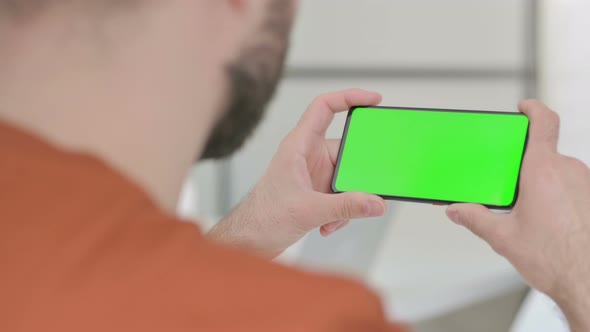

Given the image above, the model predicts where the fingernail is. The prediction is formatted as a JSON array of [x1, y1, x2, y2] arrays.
[[325, 221, 344, 233], [447, 209, 461, 225], [365, 200, 385, 217]]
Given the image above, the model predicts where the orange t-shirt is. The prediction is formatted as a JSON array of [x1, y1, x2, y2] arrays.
[[0, 122, 407, 332]]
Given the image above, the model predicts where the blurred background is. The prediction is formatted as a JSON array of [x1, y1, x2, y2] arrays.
[[179, 1, 590, 331]]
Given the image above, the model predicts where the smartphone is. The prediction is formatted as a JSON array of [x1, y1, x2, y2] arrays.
[[332, 106, 530, 209]]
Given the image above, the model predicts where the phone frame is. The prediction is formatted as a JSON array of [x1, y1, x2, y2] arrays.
[[331, 106, 530, 210]]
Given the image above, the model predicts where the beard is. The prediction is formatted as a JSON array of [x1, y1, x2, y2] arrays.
[[200, 0, 293, 160]]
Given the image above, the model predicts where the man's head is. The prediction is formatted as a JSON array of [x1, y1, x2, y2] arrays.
[[1, 0, 295, 158], [0, 0, 297, 208]]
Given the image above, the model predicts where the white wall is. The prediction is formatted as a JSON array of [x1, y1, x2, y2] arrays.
[[288, 0, 525, 69], [540, 0, 590, 164]]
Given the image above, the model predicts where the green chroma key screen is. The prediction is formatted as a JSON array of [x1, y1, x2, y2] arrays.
[[332, 106, 530, 208]]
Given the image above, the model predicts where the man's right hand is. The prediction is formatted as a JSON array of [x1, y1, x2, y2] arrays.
[[446, 100, 590, 332]]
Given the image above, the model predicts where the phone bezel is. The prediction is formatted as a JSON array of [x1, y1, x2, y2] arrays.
[[331, 106, 530, 210]]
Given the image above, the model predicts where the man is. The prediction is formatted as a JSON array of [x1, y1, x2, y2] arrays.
[[0, 0, 588, 331]]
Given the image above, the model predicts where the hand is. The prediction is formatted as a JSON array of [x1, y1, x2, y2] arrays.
[[208, 89, 387, 258], [446, 100, 590, 331]]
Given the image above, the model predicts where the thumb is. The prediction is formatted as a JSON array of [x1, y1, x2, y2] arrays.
[[310, 192, 386, 224], [447, 204, 512, 252]]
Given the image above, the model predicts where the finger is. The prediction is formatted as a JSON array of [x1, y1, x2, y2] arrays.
[[320, 220, 350, 237], [326, 139, 341, 165], [307, 192, 386, 225], [334, 220, 350, 232], [447, 204, 513, 255], [518, 99, 560, 152], [298, 89, 382, 137]]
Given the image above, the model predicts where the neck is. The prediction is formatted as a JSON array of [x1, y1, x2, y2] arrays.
[[0, 7, 224, 212]]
